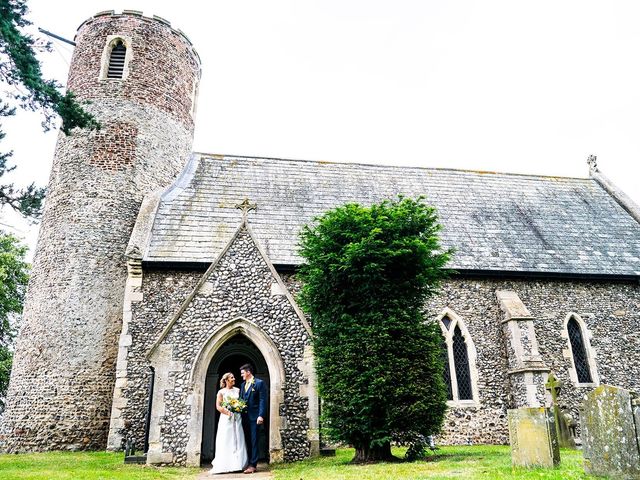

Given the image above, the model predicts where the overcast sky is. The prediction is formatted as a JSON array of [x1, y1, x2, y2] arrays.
[[2, 1, 640, 259]]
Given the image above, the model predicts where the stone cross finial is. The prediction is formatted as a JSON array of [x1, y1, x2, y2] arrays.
[[545, 372, 562, 402], [587, 154, 598, 174], [235, 198, 257, 224]]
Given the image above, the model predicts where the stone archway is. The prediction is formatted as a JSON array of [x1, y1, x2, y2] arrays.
[[200, 334, 270, 464], [185, 318, 286, 467]]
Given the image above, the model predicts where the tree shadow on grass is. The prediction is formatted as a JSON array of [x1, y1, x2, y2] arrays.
[[416, 446, 507, 464]]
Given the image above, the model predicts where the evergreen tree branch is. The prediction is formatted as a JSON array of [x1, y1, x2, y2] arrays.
[[0, 0, 98, 219]]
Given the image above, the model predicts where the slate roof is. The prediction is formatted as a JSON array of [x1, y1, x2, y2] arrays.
[[141, 154, 640, 277]]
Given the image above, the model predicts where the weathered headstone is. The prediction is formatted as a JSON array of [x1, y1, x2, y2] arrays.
[[581, 385, 640, 479], [508, 407, 560, 468], [545, 372, 576, 449], [560, 407, 579, 446]]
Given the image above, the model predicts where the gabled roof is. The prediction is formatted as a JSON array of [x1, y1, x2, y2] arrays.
[[136, 154, 640, 277], [146, 221, 311, 360]]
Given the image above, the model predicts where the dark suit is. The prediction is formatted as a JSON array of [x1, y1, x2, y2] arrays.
[[240, 377, 267, 467]]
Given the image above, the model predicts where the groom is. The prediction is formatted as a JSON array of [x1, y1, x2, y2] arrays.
[[240, 363, 267, 474]]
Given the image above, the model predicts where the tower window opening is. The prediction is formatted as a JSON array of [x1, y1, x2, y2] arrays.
[[107, 41, 126, 79]]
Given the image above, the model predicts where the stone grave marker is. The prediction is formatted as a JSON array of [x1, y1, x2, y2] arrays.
[[581, 385, 640, 479], [508, 407, 560, 468], [545, 372, 576, 448]]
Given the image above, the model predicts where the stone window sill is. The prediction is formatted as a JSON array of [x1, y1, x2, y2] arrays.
[[447, 399, 478, 408]]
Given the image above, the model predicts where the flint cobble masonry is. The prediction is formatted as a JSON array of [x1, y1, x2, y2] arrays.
[[69, 12, 200, 129], [427, 277, 640, 444], [278, 274, 640, 446], [3, 7, 640, 466], [120, 229, 312, 465], [0, 11, 200, 452]]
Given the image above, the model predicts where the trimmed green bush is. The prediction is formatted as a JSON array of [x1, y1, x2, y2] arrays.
[[298, 197, 452, 462]]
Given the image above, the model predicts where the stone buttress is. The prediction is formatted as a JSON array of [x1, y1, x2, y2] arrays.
[[496, 290, 550, 408]]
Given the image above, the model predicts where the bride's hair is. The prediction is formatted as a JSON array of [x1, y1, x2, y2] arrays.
[[219, 372, 234, 388]]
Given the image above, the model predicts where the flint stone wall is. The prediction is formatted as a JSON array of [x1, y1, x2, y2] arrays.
[[116, 267, 639, 456], [70, 12, 201, 129], [429, 277, 640, 444], [115, 269, 201, 449], [121, 230, 311, 465], [281, 274, 640, 445], [0, 12, 199, 452]]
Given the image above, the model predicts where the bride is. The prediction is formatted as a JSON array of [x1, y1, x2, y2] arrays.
[[209, 372, 248, 474]]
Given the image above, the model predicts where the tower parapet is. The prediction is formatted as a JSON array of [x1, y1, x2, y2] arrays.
[[0, 11, 200, 451]]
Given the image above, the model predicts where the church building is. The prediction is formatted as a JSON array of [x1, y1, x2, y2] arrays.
[[1, 11, 639, 467]]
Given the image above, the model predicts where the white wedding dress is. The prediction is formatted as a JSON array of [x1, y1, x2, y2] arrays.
[[209, 387, 248, 474]]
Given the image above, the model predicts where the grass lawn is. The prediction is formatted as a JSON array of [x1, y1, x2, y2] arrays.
[[272, 446, 600, 480], [0, 451, 200, 480], [0, 446, 600, 479]]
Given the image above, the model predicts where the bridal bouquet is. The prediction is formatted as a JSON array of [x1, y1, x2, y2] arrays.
[[222, 397, 247, 414]]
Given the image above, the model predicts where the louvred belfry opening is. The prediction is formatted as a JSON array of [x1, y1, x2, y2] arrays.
[[107, 41, 126, 79]]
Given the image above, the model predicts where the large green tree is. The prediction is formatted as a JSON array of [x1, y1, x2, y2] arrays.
[[0, 0, 98, 218], [0, 231, 28, 412], [298, 197, 452, 462]]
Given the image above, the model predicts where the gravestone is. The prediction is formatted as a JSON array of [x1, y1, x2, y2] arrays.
[[545, 372, 576, 448], [508, 408, 560, 468], [581, 385, 640, 479], [560, 407, 579, 446]]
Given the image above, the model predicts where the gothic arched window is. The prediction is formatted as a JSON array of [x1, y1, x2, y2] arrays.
[[107, 40, 127, 79], [438, 309, 478, 404], [567, 316, 593, 384], [452, 326, 473, 400]]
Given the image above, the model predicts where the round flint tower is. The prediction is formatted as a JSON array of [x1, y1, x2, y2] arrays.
[[0, 11, 201, 451]]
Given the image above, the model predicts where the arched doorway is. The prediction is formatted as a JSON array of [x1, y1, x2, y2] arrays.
[[200, 334, 270, 465]]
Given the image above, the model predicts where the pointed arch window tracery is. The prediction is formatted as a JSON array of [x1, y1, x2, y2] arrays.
[[438, 308, 478, 405], [564, 313, 598, 386]]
